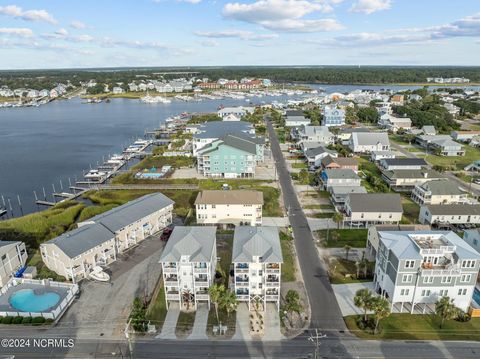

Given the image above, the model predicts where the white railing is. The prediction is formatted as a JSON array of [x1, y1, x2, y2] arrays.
[[421, 268, 461, 276], [265, 295, 279, 300], [236, 295, 249, 300], [265, 268, 280, 274], [194, 268, 208, 274], [166, 294, 180, 300], [265, 282, 280, 287], [196, 294, 209, 300], [163, 267, 177, 273]]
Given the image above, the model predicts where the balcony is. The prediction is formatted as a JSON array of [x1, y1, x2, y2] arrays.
[[163, 266, 177, 273], [166, 291, 179, 300], [235, 282, 249, 288], [196, 293, 209, 300], [265, 282, 280, 287], [235, 276, 249, 282], [266, 276, 279, 282], [195, 277, 208, 285], [266, 295, 279, 301], [236, 295, 249, 300], [194, 267, 208, 274], [235, 264, 249, 273]]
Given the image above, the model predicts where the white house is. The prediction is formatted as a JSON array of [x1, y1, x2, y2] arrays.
[[349, 132, 390, 153], [232, 226, 283, 311], [411, 179, 469, 205], [293, 125, 334, 145], [378, 115, 412, 133], [344, 193, 403, 226], [322, 106, 345, 127], [374, 230, 480, 313], [419, 204, 480, 226], [159, 226, 217, 310], [195, 190, 263, 227], [285, 110, 310, 127], [0, 241, 27, 287], [320, 169, 361, 190]]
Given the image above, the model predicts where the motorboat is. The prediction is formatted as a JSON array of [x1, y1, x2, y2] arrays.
[[84, 169, 107, 181], [89, 266, 110, 282]]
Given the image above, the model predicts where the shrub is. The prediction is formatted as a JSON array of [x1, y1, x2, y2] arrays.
[[32, 317, 46, 325], [45, 318, 54, 324], [2, 316, 13, 324], [12, 316, 23, 324], [455, 311, 471, 323], [21, 317, 32, 325]]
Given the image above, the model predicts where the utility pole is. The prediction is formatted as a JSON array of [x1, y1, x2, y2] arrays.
[[308, 330, 326, 359]]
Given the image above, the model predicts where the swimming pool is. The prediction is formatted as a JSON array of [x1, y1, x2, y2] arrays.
[[9, 289, 61, 312]]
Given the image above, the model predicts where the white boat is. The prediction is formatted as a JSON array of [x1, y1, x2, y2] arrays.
[[140, 95, 171, 104], [84, 169, 107, 181], [89, 266, 110, 282], [133, 139, 150, 146]]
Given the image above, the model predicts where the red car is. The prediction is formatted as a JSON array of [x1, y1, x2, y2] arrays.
[[160, 227, 173, 241]]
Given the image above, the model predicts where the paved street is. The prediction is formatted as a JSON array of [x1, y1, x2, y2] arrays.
[[265, 117, 346, 332]]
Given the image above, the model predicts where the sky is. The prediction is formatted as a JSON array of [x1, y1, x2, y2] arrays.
[[0, 0, 479, 69]]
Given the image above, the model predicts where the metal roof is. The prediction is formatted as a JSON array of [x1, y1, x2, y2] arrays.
[[352, 132, 390, 146], [423, 204, 480, 216], [323, 168, 360, 180], [84, 193, 174, 232], [45, 223, 115, 259], [381, 158, 427, 167], [232, 226, 283, 263], [418, 179, 464, 195], [193, 121, 254, 139], [159, 226, 216, 263]]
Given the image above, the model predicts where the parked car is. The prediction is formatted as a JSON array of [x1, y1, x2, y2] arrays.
[[160, 227, 173, 241]]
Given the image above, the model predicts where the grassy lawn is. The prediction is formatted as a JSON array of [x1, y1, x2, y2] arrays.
[[317, 229, 368, 248], [77, 204, 118, 222], [309, 212, 334, 219], [146, 285, 167, 329], [389, 134, 412, 145], [401, 196, 420, 224], [304, 204, 334, 210], [175, 311, 196, 338], [216, 233, 233, 287], [83, 189, 198, 217], [131, 155, 195, 171], [328, 258, 374, 284], [425, 146, 480, 170], [345, 314, 480, 341], [291, 162, 307, 169], [280, 232, 296, 282], [207, 307, 236, 338], [318, 190, 330, 198], [406, 147, 423, 152]]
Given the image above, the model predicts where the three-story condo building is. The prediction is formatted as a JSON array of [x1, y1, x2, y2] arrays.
[[159, 226, 217, 310], [232, 226, 283, 311], [374, 230, 480, 313], [0, 241, 27, 287]]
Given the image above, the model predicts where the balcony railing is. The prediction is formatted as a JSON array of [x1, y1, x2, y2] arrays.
[[194, 267, 208, 274], [265, 268, 280, 274], [236, 295, 249, 300], [266, 295, 279, 301], [196, 293, 209, 300], [265, 282, 280, 287], [163, 267, 177, 273], [235, 282, 249, 287], [235, 277, 249, 282]]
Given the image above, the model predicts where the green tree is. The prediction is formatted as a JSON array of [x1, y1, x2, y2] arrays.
[[220, 290, 239, 318], [332, 212, 343, 229], [435, 296, 459, 329], [298, 169, 310, 185], [130, 297, 148, 332], [354, 289, 374, 322], [357, 107, 379, 124], [208, 284, 226, 325], [371, 296, 391, 335]]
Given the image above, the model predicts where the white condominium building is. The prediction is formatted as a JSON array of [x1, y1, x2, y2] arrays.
[[159, 226, 217, 309], [0, 241, 27, 287], [195, 190, 263, 227], [232, 226, 283, 311]]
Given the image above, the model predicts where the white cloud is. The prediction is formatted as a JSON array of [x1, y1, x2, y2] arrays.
[[55, 28, 69, 37], [349, 0, 391, 15], [0, 5, 57, 24], [195, 29, 279, 40], [200, 39, 220, 47], [70, 20, 87, 29], [0, 27, 34, 37], [222, 0, 341, 32], [430, 13, 480, 38]]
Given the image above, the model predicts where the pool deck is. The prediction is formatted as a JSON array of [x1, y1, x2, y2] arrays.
[[0, 281, 70, 313]]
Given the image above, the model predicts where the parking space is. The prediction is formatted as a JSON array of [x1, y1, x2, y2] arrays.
[[332, 282, 375, 316]]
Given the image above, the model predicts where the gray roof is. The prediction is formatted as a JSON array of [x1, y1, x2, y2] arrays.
[[418, 179, 464, 195], [84, 193, 174, 232], [193, 121, 253, 139], [383, 169, 444, 179], [381, 158, 427, 167], [423, 204, 480, 216], [324, 168, 360, 180], [330, 186, 367, 195], [200, 134, 258, 155], [232, 226, 283, 263], [305, 146, 336, 157], [159, 226, 216, 263], [347, 193, 403, 213], [379, 230, 480, 260], [0, 241, 21, 249], [46, 223, 115, 259], [339, 128, 370, 134], [352, 132, 390, 146], [286, 110, 304, 117]]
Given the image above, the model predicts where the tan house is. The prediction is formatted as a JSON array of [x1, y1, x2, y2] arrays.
[[321, 155, 359, 172], [0, 241, 27, 287], [41, 193, 174, 282], [195, 190, 263, 227]]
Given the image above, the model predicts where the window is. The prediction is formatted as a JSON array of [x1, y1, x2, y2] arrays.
[[441, 276, 452, 284], [421, 290, 431, 297], [458, 288, 467, 296], [439, 289, 448, 297], [402, 274, 413, 283], [405, 260, 415, 268], [462, 260, 476, 268], [423, 276, 433, 284], [461, 274, 472, 283]]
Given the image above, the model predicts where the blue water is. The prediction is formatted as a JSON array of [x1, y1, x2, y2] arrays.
[[473, 288, 480, 306], [9, 288, 61, 312]]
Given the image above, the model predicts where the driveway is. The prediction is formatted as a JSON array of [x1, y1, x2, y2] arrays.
[[232, 303, 251, 341], [58, 235, 166, 340], [188, 304, 208, 340], [266, 117, 346, 333], [263, 304, 284, 341], [332, 282, 375, 316], [157, 302, 180, 339]]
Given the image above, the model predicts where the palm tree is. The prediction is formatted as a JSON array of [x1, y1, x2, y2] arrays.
[[344, 245, 351, 260], [435, 296, 459, 329], [354, 289, 373, 322], [284, 290, 302, 314], [208, 284, 225, 325], [220, 290, 238, 318], [371, 296, 391, 335], [332, 212, 343, 229]]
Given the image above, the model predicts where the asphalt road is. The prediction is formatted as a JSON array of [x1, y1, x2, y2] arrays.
[[265, 117, 346, 332]]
